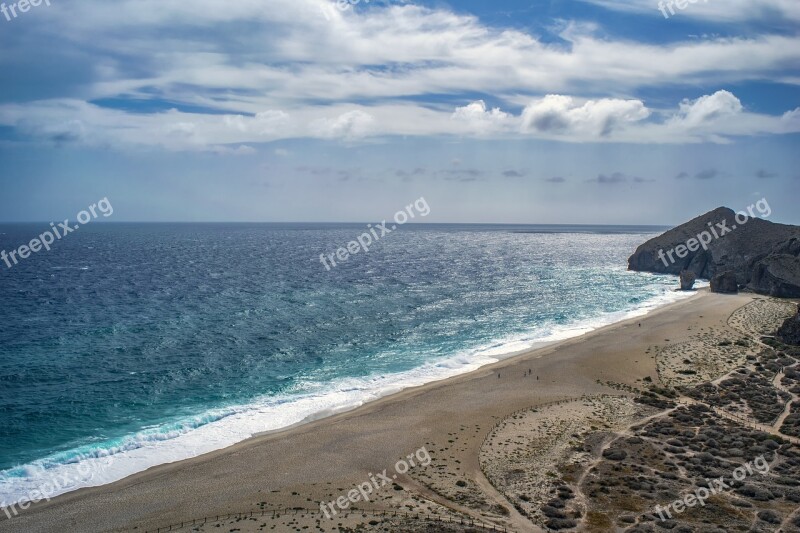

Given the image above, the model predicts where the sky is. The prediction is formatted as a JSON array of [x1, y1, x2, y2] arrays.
[[0, 0, 798, 224]]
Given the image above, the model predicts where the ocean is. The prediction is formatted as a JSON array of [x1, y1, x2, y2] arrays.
[[0, 222, 700, 506]]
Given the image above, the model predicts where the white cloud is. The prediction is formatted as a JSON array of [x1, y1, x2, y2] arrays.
[[779, 108, 800, 130], [521, 95, 650, 137], [19, 0, 800, 104], [1, 0, 798, 150], [254, 111, 292, 135], [452, 101, 512, 135], [223, 111, 292, 136], [1, 91, 798, 150], [210, 145, 257, 156], [669, 90, 743, 129], [581, 0, 800, 23], [310, 110, 376, 140]]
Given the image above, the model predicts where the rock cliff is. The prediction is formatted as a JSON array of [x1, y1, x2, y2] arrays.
[[777, 305, 800, 346], [628, 207, 800, 298]]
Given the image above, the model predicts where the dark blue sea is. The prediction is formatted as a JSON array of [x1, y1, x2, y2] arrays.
[[0, 222, 696, 505]]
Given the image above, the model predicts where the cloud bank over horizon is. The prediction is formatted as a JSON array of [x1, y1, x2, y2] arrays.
[[0, 0, 798, 224]]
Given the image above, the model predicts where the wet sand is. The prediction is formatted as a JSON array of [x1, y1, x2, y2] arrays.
[[0, 290, 765, 533]]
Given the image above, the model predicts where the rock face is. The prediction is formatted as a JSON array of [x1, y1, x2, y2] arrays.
[[628, 207, 800, 298], [777, 305, 800, 346], [710, 271, 738, 294], [749, 254, 800, 298], [680, 270, 696, 290]]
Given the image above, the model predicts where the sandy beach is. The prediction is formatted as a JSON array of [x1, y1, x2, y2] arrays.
[[3, 0, 799, 530], [2, 289, 799, 533]]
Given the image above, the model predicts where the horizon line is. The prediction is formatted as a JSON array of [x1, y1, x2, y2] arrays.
[[0, 221, 675, 227]]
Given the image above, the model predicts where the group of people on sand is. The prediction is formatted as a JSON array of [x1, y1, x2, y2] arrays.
[[496, 370, 539, 380]]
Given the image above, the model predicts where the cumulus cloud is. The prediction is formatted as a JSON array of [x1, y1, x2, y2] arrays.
[[2, 89, 798, 150], [452, 101, 512, 135], [311, 110, 376, 140], [221, 111, 293, 136], [669, 90, 743, 129], [521, 96, 650, 137], [632, 90, 799, 143], [254, 111, 292, 135], [780, 108, 800, 130]]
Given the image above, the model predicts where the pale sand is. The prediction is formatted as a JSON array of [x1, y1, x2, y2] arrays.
[[0, 290, 767, 533], [479, 395, 652, 528]]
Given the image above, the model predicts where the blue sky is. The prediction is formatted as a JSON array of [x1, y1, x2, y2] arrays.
[[0, 0, 798, 224]]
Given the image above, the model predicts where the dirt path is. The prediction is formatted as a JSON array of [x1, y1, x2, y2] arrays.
[[471, 469, 541, 533], [571, 406, 678, 529], [677, 396, 800, 446], [698, 308, 800, 441], [779, 505, 800, 533], [400, 477, 520, 531], [773, 365, 799, 433]]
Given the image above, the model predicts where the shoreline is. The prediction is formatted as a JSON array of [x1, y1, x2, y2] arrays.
[[1, 288, 773, 532], [0, 276, 699, 508], [254, 286, 706, 441]]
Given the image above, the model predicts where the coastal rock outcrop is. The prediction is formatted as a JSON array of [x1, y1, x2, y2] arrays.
[[628, 207, 800, 298], [777, 305, 800, 346], [679, 270, 696, 290], [710, 271, 738, 294], [749, 254, 800, 298]]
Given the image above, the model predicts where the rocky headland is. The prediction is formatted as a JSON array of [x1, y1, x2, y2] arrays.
[[628, 207, 800, 297]]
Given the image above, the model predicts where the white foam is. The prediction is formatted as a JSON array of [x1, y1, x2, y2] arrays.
[[0, 274, 702, 507]]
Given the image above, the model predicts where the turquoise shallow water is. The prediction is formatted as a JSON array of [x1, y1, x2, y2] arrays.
[[0, 222, 689, 505]]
